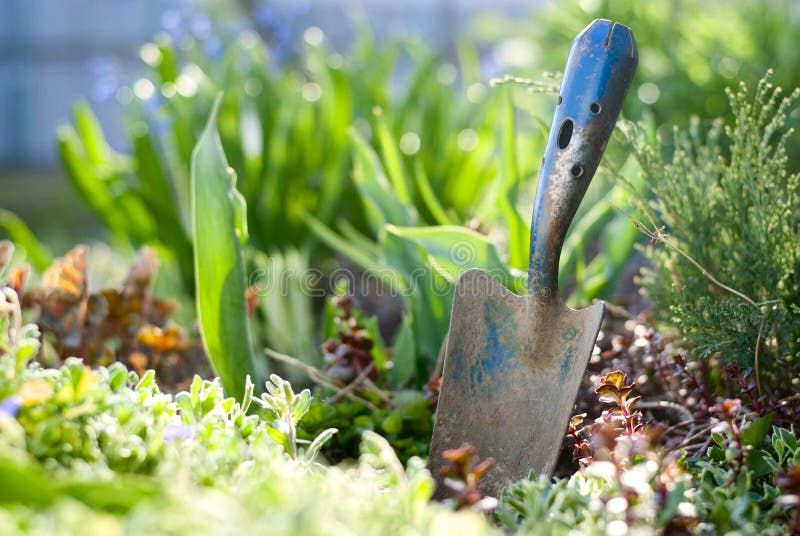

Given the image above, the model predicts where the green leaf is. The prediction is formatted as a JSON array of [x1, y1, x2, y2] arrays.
[[741, 412, 775, 448], [130, 126, 193, 287], [57, 476, 158, 512], [389, 315, 416, 388], [350, 130, 416, 233], [381, 230, 451, 364], [363, 315, 389, 373], [254, 250, 320, 375], [57, 109, 155, 245], [386, 224, 523, 291], [303, 428, 338, 463], [306, 214, 380, 271], [373, 107, 413, 205], [0, 458, 56, 506], [73, 100, 112, 167], [267, 425, 293, 456], [191, 93, 260, 401], [498, 86, 528, 271], [0, 210, 51, 272], [380, 410, 403, 435], [412, 160, 452, 226], [14, 338, 40, 363]]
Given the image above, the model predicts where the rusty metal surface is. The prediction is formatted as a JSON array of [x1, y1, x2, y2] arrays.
[[429, 19, 638, 499]]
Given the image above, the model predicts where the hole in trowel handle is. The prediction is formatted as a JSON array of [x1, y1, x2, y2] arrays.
[[557, 119, 573, 149]]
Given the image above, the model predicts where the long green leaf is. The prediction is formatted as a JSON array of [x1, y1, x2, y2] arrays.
[[386, 224, 524, 292], [373, 107, 413, 204], [350, 130, 416, 233], [191, 94, 259, 400], [499, 86, 528, 271], [305, 214, 381, 271], [73, 101, 112, 167], [254, 249, 320, 377], [57, 125, 124, 236], [381, 230, 451, 364], [388, 314, 416, 388], [0, 210, 51, 271], [413, 160, 452, 226], [131, 127, 194, 288]]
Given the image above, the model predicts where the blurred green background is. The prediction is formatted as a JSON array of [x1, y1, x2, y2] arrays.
[[3, 0, 799, 249]]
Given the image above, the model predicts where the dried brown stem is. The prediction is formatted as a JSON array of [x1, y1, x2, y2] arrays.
[[328, 362, 375, 405], [264, 347, 379, 411]]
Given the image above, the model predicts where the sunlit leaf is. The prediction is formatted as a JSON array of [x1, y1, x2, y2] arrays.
[[191, 93, 260, 400]]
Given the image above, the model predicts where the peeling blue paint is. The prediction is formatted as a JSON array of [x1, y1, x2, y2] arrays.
[[462, 300, 521, 394], [560, 350, 571, 383]]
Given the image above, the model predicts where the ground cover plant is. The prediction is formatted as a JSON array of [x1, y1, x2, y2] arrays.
[[0, 283, 495, 534], [2, 1, 800, 534]]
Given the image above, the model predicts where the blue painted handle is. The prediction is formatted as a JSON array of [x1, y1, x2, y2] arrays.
[[527, 19, 638, 297]]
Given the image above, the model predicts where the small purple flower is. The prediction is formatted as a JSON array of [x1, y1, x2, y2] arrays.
[[163, 423, 195, 442], [0, 397, 21, 419]]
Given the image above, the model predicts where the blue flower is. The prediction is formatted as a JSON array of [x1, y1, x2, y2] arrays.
[[163, 422, 195, 442], [0, 397, 21, 419]]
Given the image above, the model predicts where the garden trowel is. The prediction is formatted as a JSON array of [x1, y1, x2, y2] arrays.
[[429, 19, 638, 498]]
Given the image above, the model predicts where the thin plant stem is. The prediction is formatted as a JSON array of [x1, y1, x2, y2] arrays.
[[264, 348, 379, 412], [622, 207, 766, 395], [328, 363, 374, 405]]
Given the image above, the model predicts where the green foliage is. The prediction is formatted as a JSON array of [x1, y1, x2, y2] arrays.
[[0, 212, 51, 273], [315, 113, 642, 367], [299, 389, 433, 465], [496, 410, 800, 535], [291, 294, 434, 464], [691, 425, 799, 534], [496, 460, 694, 535], [191, 96, 259, 400], [52, 14, 642, 384], [252, 373, 336, 461], [0, 305, 495, 535], [54, 23, 507, 291], [526, 0, 800, 132], [251, 248, 320, 378], [633, 71, 800, 370]]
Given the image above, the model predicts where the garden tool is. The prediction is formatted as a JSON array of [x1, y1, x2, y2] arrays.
[[429, 19, 638, 498]]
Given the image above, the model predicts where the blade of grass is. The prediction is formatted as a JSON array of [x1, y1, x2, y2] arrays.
[[413, 160, 453, 226], [373, 107, 413, 205], [350, 129, 417, 232], [498, 86, 528, 271], [305, 214, 380, 271]]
